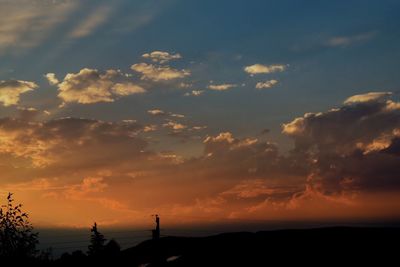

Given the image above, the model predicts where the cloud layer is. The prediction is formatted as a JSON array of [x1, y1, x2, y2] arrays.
[[1, 92, 399, 226]]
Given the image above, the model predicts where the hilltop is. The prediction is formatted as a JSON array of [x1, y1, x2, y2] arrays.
[[119, 227, 399, 266]]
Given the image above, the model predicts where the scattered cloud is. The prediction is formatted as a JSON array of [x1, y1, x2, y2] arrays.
[[255, 79, 278, 89], [143, 125, 157, 132], [57, 68, 145, 105], [45, 73, 60, 86], [208, 84, 237, 91], [170, 113, 185, 118], [244, 64, 286, 75], [142, 51, 182, 64], [184, 90, 204, 96], [148, 109, 166, 116], [131, 63, 190, 81], [192, 126, 207, 131], [179, 82, 192, 89], [0, 80, 38, 106], [163, 121, 187, 131]]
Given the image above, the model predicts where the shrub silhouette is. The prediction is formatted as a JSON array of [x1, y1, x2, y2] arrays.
[[0, 193, 38, 259], [88, 222, 106, 256]]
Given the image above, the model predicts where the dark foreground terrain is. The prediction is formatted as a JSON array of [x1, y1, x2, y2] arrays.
[[7, 227, 400, 266], [120, 227, 400, 266]]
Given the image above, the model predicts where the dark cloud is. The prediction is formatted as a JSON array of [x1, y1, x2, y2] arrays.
[[283, 93, 400, 193]]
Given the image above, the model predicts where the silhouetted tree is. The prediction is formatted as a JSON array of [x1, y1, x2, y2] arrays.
[[88, 222, 106, 256], [0, 193, 38, 259]]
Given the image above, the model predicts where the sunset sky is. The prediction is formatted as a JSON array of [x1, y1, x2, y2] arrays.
[[1, 0, 400, 228]]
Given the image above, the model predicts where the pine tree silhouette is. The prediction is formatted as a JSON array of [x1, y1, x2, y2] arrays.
[[88, 222, 106, 257]]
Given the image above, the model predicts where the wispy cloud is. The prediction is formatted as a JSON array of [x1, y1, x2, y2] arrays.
[[68, 5, 113, 39], [326, 31, 377, 47], [0, 0, 77, 54]]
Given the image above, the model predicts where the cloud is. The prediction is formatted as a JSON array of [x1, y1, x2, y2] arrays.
[[57, 68, 145, 104], [326, 32, 376, 47], [0, 117, 147, 168], [2, 91, 400, 226], [184, 90, 204, 97], [143, 125, 157, 132], [163, 121, 187, 131], [283, 92, 400, 193], [208, 84, 237, 91], [131, 63, 190, 81], [244, 64, 286, 75], [220, 179, 296, 199], [148, 109, 166, 116], [179, 82, 192, 89], [68, 5, 113, 39], [142, 51, 182, 64], [0, 0, 77, 54], [0, 80, 38, 106], [255, 79, 278, 89], [111, 82, 146, 96], [170, 113, 185, 118], [45, 73, 60, 86], [343, 92, 392, 104]]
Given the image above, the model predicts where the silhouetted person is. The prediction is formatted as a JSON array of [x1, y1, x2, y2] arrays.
[[152, 214, 160, 240]]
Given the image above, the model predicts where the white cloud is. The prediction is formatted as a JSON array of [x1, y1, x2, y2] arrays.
[[57, 68, 145, 104], [45, 73, 60, 85], [244, 64, 286, 75], [163, 121, 187, 131], [148, 109, 166, 116], [255, 79, 278, 89], [208, 84, 237, 91], [111, 82, 146, 96], [143, 125, 157, 132], [0, 80, 38, 106], [344, 92, 392, 104], [170, 113, 185, 118], [131, 63, 190, 81], [179, 82, 192, 89], [184, 90, 204, 97], [142, 51, 182, 64]]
